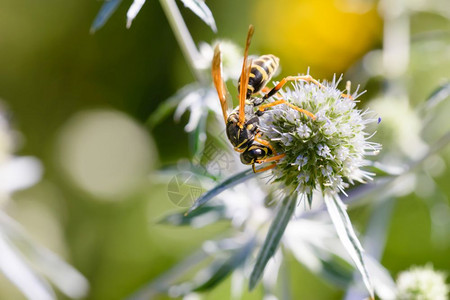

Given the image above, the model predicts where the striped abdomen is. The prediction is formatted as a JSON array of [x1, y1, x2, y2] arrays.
[[239, 54, 280, 98]]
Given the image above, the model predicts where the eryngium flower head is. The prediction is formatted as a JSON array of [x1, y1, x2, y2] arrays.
[[396, 265, 449, 300], [260, 76, 381, 196]]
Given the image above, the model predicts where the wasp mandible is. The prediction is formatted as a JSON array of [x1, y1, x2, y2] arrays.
[[212, 25, 331, 173]]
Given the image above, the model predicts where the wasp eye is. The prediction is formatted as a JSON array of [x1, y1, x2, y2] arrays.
[[249, 148, 264, 157], [249, 147, 270, 160]]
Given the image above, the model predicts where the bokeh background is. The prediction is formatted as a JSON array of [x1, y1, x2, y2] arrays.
[[0, 0, 449, 299]]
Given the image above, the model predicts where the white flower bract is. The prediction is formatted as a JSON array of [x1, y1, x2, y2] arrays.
[[259, 76, 381, 197]]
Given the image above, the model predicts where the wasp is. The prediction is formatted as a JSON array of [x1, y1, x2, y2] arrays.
[[212, 25, 341, 173]]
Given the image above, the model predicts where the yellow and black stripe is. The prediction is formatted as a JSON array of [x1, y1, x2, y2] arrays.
[[238, 54, 280, 99], [240, 143, 272, 165]]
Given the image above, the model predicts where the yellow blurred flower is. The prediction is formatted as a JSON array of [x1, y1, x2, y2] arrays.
[[253, 0, 382, 78]]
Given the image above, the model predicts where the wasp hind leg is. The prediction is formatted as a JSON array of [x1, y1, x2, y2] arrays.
[[257, 99, 316, 120], [253, 153, 286, 173], [253, 163, 277, 173], [254, 133, 276, 154], [251, 86, 283, 107], [263, 75, 352, 101]]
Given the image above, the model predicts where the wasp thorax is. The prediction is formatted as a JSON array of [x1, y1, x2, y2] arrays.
[[226, 110, 260, 151]]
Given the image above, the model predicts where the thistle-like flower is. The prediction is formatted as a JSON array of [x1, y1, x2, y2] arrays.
[[396, 265, 449, 300], [260, 76, 381, 197]]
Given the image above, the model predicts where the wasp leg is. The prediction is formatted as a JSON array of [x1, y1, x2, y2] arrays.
[[262, 75, 352, 101], [257, 99, 316, 120], [254, 133, 276, 155], [252, 87, 282, 107], [252, 153, 286, 173], [261, 75, 321, 100], [234, 147, 245, 153], [253, 162, 277, 173], [260, 87, 271, 94], [257, 153, 286, 164]]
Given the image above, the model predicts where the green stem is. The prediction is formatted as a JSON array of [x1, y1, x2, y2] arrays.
[[159, 0, 207, 84]]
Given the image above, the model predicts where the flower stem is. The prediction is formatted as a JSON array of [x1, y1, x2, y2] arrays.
[[159, 0, 206, 84]]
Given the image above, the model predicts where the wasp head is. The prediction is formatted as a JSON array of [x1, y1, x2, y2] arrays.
[[240, 143, 272, 165]]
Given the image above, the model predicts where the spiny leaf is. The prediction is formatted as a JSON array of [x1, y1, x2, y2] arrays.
[[366, 161, 405, 177], [91, 0, 122, 33], [424, 81, 450, 112], [189, 108, 207, 158], [307, 193, 313, 208], [0, 233, 55, 300], [179, 0, 217, 32], [365, 256, 397, 300], [0, 212, 89, 299], [186, 168, 257, 214], [249, 194, 297, 290], [194, 239, 255, 291], [128, 250, 208, 299], [126, 0, 146, 28], [318, 255, 354, 287], [158, 205, 226, 227], [147, 84, 199, 129], [346, 200, 396, 300], [324, 194, 374, 299]]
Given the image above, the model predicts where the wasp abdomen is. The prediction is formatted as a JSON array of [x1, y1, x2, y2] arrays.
[[239, 54, 279, 98]]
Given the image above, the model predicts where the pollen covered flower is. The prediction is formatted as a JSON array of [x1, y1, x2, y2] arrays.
[[396, 265, 449, 300], [260, 76, 381, 197]]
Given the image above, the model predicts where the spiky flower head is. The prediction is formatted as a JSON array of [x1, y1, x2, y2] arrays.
[[260, 76, 381, 198], [396, 265, 449, 300]]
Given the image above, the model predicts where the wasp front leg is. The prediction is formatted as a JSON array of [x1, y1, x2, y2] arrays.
[[262, 75, 352, 101]]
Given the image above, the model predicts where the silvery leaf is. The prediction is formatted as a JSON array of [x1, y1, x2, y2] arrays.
[[91, 0, 122, 32], [424, 81, 450, 112], [0, 212, 89, 299], [0, 232, 55, 300], [324, 194, 374, 298], [186, 168, 257, 214], [158, 204, 227, 227], [126, 0, 146, 28], [179, 0, 217, 32], [193, 238, 255, 291], [249, 194, 297, 290]]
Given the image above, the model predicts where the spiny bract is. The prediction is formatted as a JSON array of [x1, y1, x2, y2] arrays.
[[259, 76, 381, 197]]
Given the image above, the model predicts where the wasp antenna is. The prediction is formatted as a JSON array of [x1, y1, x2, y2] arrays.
[[244, 25, 254, 59], [238, 25, 255, 127], [238, 58, 252, 127]]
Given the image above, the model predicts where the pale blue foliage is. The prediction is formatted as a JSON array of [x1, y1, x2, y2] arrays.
[[91, 0, 217, 32], [91, 0, 122, 32]]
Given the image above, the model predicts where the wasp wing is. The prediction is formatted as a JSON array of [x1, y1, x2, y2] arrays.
[[212, 44, 232, 124]]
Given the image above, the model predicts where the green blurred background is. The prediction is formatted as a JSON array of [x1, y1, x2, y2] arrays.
[[0, 0, 449, 299]]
